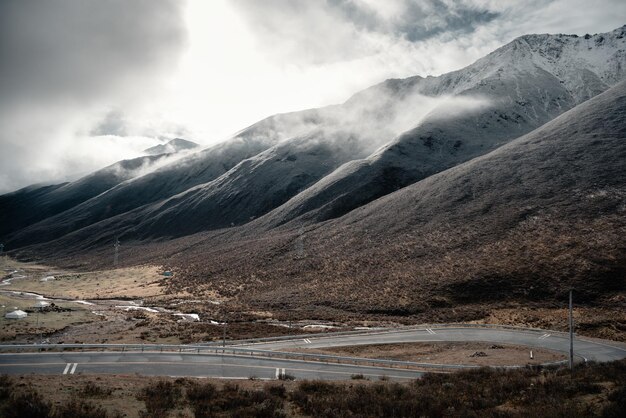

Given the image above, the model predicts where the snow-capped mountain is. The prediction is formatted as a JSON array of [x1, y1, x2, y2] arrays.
[[259, 26, 626, 227], [2, 25, 626, 252]]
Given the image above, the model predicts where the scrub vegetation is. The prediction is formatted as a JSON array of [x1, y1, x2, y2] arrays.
[[1, 361, 624, 417]]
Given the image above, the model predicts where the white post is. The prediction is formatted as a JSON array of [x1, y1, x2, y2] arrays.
[[569, 289, 574, 371]]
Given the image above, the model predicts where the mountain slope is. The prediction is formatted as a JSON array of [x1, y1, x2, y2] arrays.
[[4, 26, 626, 251], [262, 26, 626, 227], [163, 79, 626, 319], [2, 62, 447, 246], [143, 138, 200, 155], [0, 153, 172, 237]]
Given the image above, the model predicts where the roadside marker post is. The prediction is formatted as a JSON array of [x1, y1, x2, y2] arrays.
[[569, 289, 574, 371]]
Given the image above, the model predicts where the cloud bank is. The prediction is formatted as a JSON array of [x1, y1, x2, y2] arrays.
[[0, 0, 187, 192]]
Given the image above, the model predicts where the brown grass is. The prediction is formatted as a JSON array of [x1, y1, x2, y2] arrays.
[[1, 360, 624, 417], [290, 341, 565, 366]]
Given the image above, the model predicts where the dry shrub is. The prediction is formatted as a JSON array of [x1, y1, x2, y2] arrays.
[[81, 381, 113, 398], [53, 399, 109, 418], [137, 380, 182, 418], [2, 390, 51, 418]]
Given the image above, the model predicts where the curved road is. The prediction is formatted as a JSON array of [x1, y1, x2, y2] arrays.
[[0, 327, 624, 381], [236, 326, 626, 363]]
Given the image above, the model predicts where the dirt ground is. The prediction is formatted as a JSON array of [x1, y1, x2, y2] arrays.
[[0, 293, 97, 342], [1, 257, 166, 300], [2, 256, 624, 346], [293, 341, 566, 367]]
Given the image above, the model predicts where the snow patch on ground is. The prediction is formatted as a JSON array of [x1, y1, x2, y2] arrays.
[[174, 313, 200, 321], [115, 306, 160, 313]]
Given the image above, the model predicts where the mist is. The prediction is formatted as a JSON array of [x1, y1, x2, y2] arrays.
[[0, 0, 188, 193]]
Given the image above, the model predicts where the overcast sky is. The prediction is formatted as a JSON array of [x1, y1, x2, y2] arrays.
[[0, 0, 624, 193]]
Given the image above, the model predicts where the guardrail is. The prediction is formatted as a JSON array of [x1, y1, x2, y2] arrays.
[[0, 342, 571, 372]]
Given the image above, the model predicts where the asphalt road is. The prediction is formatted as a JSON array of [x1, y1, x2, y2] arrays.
[[237, 327, 626, 363], [1, 327, 624, 380], [0, 351, 423, 381]]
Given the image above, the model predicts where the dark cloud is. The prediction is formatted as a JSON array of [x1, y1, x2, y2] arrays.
[[90, 110, 128, 137], [231, 0, 499, 65], [0, 0, 186, 107]]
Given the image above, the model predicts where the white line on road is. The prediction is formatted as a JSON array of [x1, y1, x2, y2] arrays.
[[275, 368, 286, 379], [303, 338, 311, 344], [426, 329, 436, 335], [539, 334, 551, 340], [63, 363, 78, 375]]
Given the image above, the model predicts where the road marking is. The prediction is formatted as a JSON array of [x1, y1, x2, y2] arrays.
[[539, 334, 551, 340], [63, 363, 78, 374], [426, 329, 436, 335], [275, 367, 286, 379], [1, 361, 421, 380], [303, 338, 311, 344]]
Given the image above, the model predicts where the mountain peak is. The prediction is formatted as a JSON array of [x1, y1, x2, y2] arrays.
[[143, 138, 200, 156]]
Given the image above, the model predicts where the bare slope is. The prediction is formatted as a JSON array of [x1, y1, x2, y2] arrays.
[[160, 79, 626, 318], [0, 153, 172, 237]]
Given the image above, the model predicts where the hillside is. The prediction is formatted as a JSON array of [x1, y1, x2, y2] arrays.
[[0, 153, 173, 237], [263, 25, 626, 227], [150, 79, 626, 325], [4, 26, 625, 252]]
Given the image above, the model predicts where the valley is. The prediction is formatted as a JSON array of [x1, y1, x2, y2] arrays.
[[0, 23, 623, 387]]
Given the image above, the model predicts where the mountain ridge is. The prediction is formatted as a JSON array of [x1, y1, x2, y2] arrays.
[[2, 25, 626, 255]]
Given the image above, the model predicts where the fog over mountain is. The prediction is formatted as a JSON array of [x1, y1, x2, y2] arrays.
[[1, 1, 625, 193], [0, 10, 623, 342], [3, 25, 625, 252]]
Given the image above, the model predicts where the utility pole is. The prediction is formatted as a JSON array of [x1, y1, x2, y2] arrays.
[[569, 289, 574, 371], [113, 237, 120, 267]]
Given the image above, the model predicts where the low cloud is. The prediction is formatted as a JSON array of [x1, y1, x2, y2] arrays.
[[0, 0, 187, 193]]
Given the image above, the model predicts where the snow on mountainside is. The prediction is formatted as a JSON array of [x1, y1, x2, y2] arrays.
[[3, 25, 626, 251], [260, 25, 626, 227]]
